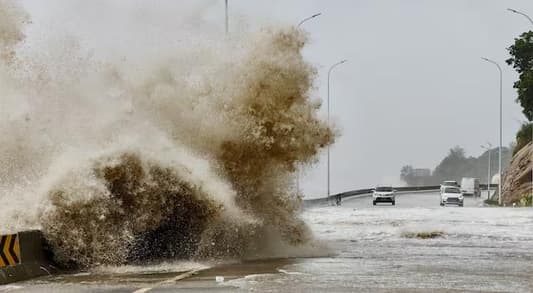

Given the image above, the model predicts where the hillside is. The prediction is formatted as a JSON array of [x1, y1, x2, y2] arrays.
[[501, 142, 532, 206]]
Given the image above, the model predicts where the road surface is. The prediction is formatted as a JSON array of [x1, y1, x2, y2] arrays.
[[2, 192, 533, 292]]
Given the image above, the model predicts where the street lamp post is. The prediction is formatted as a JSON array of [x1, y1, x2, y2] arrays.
[[225, 0, 228, 34], [297, 13, 322, 27], [295, 13, 321, 196], [507, 8, 533, 207], [508, 8, 533, 26], [481, 57, 503, 205], [481, 143, 493, 200], [327, 59, 347, 201]]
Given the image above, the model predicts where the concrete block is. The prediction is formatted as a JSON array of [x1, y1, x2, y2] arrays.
[[0, 230, 52, 285]]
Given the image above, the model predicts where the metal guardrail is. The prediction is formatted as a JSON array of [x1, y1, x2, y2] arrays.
[[303, 184, 498, 208], [303, 186, 438, 207], [480, 184, 498, 189]]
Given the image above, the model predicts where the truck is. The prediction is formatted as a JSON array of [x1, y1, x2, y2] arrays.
[[460, 177, 480, 197]]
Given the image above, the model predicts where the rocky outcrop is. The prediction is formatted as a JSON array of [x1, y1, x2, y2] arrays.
[[501, 142, 532, 205]]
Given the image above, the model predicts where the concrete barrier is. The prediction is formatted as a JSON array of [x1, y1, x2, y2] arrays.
[[0, 230, 52, 284]]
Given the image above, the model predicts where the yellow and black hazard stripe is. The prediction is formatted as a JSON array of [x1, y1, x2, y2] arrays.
[[0, 234, 20, 267]]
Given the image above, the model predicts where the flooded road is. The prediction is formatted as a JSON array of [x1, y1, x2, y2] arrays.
[[3, 192, 533, 292]]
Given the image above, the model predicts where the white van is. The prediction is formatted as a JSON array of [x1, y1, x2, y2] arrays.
[[460, 178, 480, 197]]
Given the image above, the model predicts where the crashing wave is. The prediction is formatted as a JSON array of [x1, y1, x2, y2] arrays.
[[0, 0, 334, 268]]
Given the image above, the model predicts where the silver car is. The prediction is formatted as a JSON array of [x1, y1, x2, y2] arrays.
[[373, 186, 396, 206]]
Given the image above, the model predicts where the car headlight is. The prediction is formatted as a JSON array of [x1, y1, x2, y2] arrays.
[[459, 195, 464, 200]]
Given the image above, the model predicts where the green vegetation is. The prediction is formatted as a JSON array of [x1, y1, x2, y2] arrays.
[[485, 195, 532, 207], [513, 122, 532, 155], [400, 165, 433, 186], [518, 194, 532, 207], [506, 31, 533, 154], [484, 199, 499, 206], [401, 146, 511, 186], [403, 231, 445, 239]]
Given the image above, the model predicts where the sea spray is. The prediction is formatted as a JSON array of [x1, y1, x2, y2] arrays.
[[0, 1, 334, 268]]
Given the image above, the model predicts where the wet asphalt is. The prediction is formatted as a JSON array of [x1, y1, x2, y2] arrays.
[[3, 192, 533, 292]]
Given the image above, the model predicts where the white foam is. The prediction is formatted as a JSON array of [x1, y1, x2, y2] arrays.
[[91, 261, 210, 275]]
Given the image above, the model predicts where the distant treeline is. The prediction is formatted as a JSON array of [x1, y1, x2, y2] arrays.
[[401, 146, 511, 186]]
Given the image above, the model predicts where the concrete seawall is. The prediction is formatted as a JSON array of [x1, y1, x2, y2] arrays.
[[0, 230, 52, 284]]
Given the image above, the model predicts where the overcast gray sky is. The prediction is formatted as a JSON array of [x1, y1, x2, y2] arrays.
[[235, 0, 531, 197], [21, 0, 531, 198]]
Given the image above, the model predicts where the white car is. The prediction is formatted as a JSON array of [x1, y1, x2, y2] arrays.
[[440, 180, 459, 193], [373, 186, 396, 206], [440, 187, 464, 206]]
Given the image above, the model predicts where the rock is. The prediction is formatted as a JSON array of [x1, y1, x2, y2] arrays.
[[501, 142, 532, 205]]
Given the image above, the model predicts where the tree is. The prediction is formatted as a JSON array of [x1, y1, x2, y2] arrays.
[[514, 122, 533, 155], [400, 165, 415, 185], [506, 31, 533, 122], [432, 146, 471, 182], [400, 165, 436, 186], [400, 146, 512, 186]]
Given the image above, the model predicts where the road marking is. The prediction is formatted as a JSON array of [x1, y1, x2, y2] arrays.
[[0, 234, 20, 267], [132, 268, 204, 293], [132, 288, 152, 293]]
